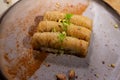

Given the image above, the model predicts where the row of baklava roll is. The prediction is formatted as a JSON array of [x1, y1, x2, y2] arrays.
[[31, 11, 92, 57]]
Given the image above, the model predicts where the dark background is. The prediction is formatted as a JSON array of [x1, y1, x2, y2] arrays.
[[0, 71, 7, 80]]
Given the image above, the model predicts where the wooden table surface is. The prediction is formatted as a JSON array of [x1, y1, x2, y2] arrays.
[[104, 0, 120, 15]]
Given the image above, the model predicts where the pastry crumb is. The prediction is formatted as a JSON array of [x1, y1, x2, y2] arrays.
[[43, 63, 51, 67], [5, 0, 12, 4], [56, 73, 66, 80], [55, 2, 61, 8], [68, 69, 75, 79], [114, 24, 118, 28], [94, 73, 99, 78], [110, 64, 115, 68], [108, 64, 115, 68]]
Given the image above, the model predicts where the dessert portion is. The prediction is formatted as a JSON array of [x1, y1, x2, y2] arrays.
[[31, 11, 92, 57], [32, 32, 88, 57]]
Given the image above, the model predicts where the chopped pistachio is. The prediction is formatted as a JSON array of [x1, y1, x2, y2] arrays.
[[59, 19, 68, 31], [62, 19, 70, 25], [60, 13, 73, 32], [65, 14, 73, 20], [52, 27, 56, 32], [58, 32, 66, 42], [61, 24, 68, 31]]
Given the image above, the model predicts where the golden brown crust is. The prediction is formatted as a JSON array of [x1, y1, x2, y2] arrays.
[[44, 11, 92, 30], [32, 11, 93, 57], [37, 21, 91, 41], [32, 32, 88, 57]]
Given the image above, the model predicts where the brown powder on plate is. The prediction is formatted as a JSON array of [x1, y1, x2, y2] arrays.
[[4, 53, 12, 63], [62, 3, 88, 15]]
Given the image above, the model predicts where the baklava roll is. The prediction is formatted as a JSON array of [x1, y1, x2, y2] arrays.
[[43, 11, 92, 30], [37, 21, 91, 41], [31, 32, 88, 57]]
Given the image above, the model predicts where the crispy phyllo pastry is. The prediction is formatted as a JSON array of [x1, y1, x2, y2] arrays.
[[31, 11, 92, 57], [44, 11, 92, 30], [37, 21, 91, 41], [32, 32, 88, 57]]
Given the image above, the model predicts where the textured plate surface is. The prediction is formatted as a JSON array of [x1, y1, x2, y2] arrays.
[[0, 0, 120, 80]]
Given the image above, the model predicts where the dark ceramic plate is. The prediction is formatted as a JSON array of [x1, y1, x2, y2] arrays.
[[0, 0, 120, 80]]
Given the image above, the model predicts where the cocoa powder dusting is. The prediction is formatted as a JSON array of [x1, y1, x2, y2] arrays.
[[16, 43, 19, 48], [7, 68, 17, 78], [18, 50, 48, 80], [62, 3, 88, 15], [28, 16, 43, 36], [33, 75, 38, 79], [4, 53, 12, 63], [28, 25, 37, 36], [6, 49, 48, 80]]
